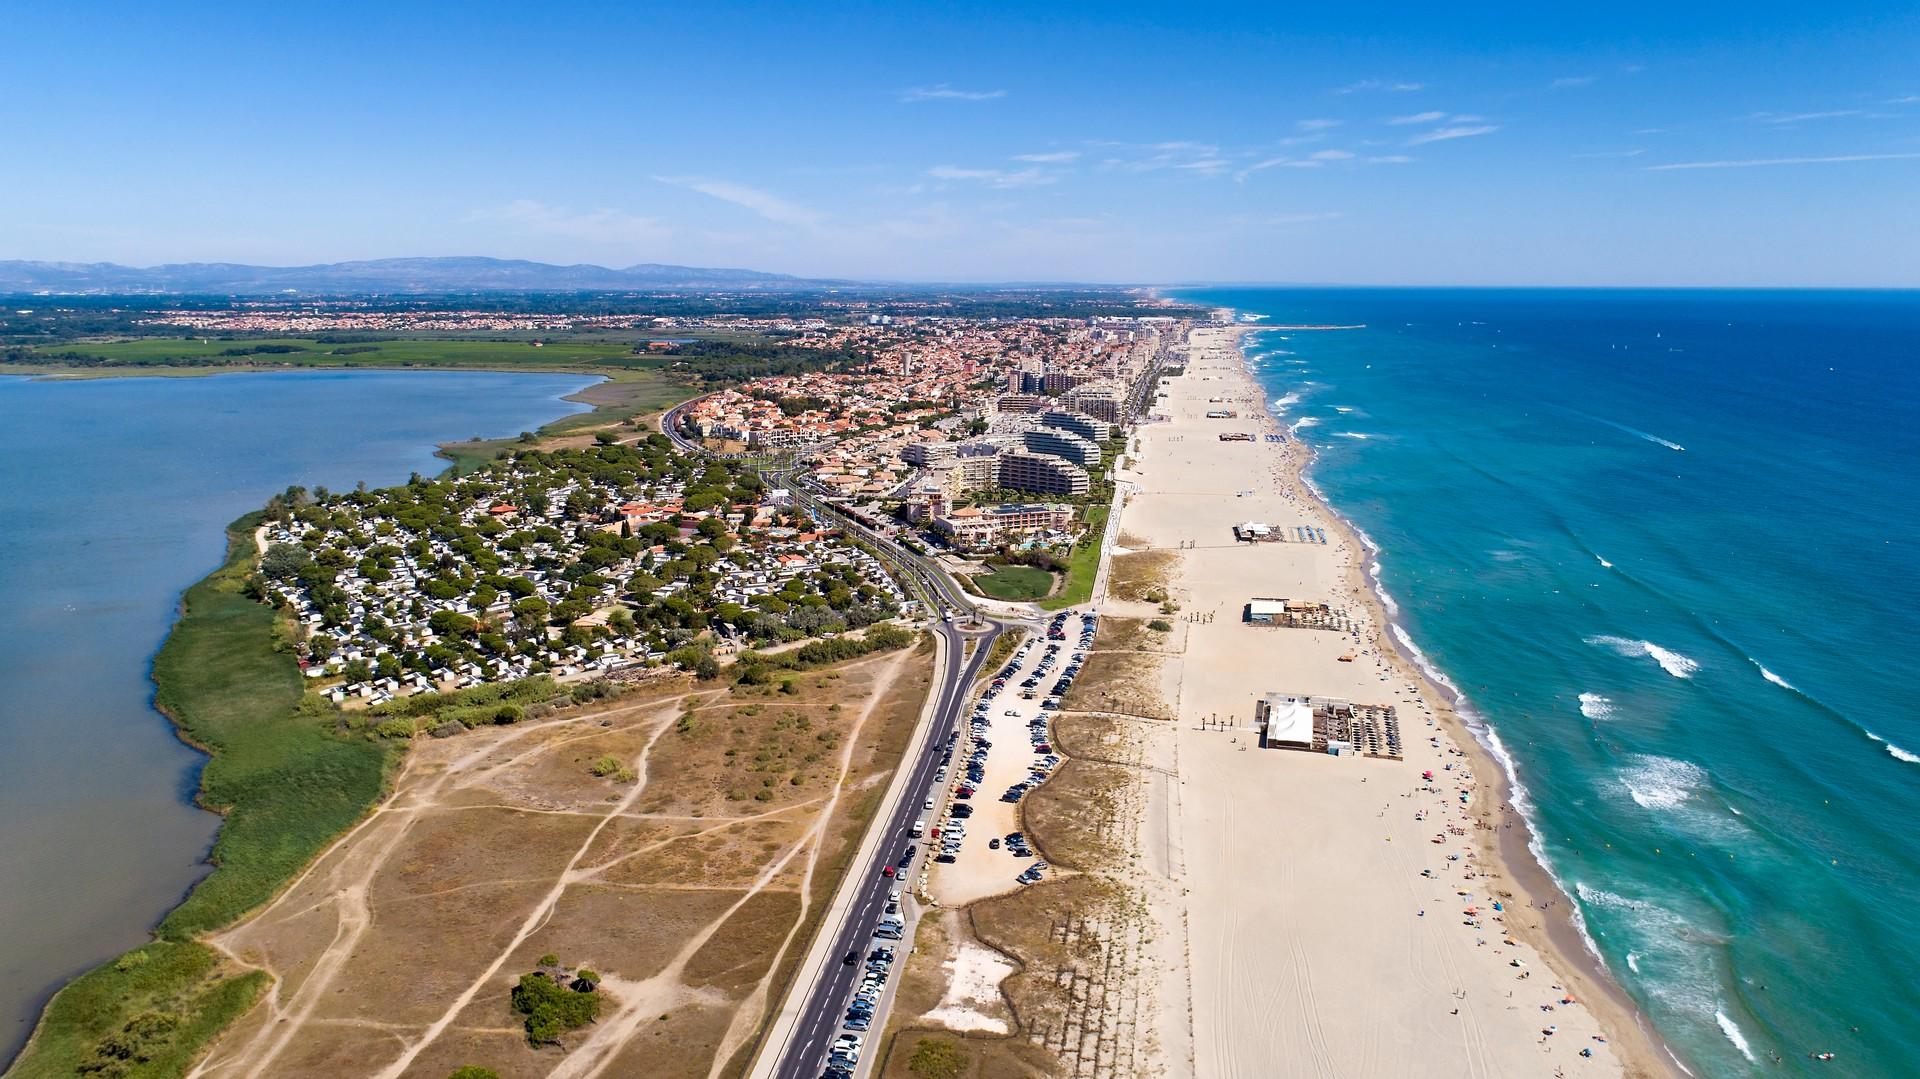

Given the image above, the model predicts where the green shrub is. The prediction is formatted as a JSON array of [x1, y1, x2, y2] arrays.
[[510, 970, 600, 1045]]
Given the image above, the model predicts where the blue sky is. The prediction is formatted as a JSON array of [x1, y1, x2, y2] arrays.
[[4, 2, 1917, 285]]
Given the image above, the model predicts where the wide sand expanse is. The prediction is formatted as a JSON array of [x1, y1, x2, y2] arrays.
[[1107, 325, 1674, 1078]]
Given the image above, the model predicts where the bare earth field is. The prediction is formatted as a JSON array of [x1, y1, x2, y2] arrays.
[[186, 641, 933, 1079]]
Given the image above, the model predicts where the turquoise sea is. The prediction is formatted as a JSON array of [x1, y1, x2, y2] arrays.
[[1176, 288, 1920, 1076], [0, 369, 595, 1064]]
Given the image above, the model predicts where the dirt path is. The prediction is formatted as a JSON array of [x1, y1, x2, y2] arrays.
[[185, 645, 924, 1079], [186, 692, 697, 1079]]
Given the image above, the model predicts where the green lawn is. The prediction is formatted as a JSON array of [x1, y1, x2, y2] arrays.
[[971, 564, 1056, 602], [1039, 504, 1110, 611], [4, 515, 396, 1078]]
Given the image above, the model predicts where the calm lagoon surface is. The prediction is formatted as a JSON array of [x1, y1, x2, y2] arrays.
[[0, 368, 596, 1062]]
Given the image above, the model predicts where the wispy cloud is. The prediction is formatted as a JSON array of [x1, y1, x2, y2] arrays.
[[926, 164, 1056, 188], [1406, 124, 1499, 146], [1012, 150, 1080, 163], [1386, 110, 1447, 125], [1367, 155, 1415, 164], [1645, 152, 1920, 171], [1552, 76, 1597, 89], [1297, 118, 1342, 131], [1310, 149, 1355, 160], [1571, 148, 1647, 159], [468, 199, 666, 243], [1751, 109, 1866, 124], [1335, 79, 1425, 94], [899, 84, 1006, 103], [654, 176, 823, 227], [1885, 95, 1920, 105]]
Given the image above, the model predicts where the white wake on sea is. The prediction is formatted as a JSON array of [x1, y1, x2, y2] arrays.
[[1578, 692, 1615, 720], [1332, 431, 1374, 440], [1586, 635, 1700, 679], [1596, 555, 1613, 569]]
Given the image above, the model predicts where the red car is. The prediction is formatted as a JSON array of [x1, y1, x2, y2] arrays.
[[882, 865, 895, 877]]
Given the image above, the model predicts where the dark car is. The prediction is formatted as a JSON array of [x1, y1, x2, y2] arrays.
[[843, 950, 859, 965]]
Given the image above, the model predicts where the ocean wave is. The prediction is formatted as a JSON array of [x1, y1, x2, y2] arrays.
[[1716, 1011, 1757, 1062], [1332, 431, 1374, 440], [1332, 405, 1356, 413], [1578, 692, 1615, 720], [1620, 754, 1708, 811], [1747, 658, 1796, 692], [1574, 882, 1725, 1018], [1596, 555, 1613, 569], [1268, 391, 1302, 413], [1586, 635, 1700, 679], [1370, 561, 1399, 615], [1288, 416, 1320, 433], [1866, 731, 1920, 764]]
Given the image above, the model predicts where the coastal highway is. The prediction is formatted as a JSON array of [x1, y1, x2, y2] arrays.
[[661, 395, 1004, 1077], [768, 613, 1000, 1079]]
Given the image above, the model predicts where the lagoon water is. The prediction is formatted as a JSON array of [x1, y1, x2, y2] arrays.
[[1180, 288, 1920, 1076], [0, 369, 595, 1063]]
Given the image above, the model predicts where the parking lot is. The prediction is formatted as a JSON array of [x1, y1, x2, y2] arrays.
[[929, 610, 1095, 907], [811, 612, 1094, 1079]]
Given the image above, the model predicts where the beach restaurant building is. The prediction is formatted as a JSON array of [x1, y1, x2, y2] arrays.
[[1256, 693, 1317, 749]]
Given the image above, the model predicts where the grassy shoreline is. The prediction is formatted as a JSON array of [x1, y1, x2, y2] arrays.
[[3, 360, 707, 1077], [4, 515, 397, 1078]]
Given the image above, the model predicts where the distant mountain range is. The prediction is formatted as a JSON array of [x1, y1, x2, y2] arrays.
[[0, 257, 843, 294]]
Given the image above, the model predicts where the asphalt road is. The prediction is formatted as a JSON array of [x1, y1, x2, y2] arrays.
[[662, 397, 1001, 1077], [774, 615, 1000, 1079]]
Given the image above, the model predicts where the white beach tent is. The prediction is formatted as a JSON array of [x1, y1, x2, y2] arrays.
[[1262, 695, 1315, 748]]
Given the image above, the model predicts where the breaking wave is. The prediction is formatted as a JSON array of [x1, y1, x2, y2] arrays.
[[1332, 431, 1374, 440], [1620, 755, 1708, 811], [1749, 659, 1796, 691], [1578, 692, 1614, 720], [1716, 1011, 1757, 1062], [1596, 555, 1613, 569], [1866, 731, 1920, 764], [1586, 635, 1700, 679]]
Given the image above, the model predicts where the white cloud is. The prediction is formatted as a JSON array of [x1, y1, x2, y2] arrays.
[[1884, 95, 1920, 105], [653, 176, 823, 227], [1367, 155, 1415, 164], [1012, 151, 1080, 163], [1310, 149, 1355, 160], [468, 199, 667, 244], [1750, 109, 1865, 124], [900, 84, 1007, 103], [1552, 76, 1597, 88], [1406, 124, 1499, 146], [1386, 110, 1447, 125], [1335, 80, 1425, 94], [1571, 148, 1647, 158], [926, 165, 1056, 188], [1297, 118, 1342, 131], [1644, 152, 1920, 171]]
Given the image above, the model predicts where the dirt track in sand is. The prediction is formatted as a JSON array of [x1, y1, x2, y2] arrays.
[[186, 645, 931, 1079]]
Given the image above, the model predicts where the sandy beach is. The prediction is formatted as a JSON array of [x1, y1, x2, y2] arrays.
[[1098, 324, 1676, 1078]]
